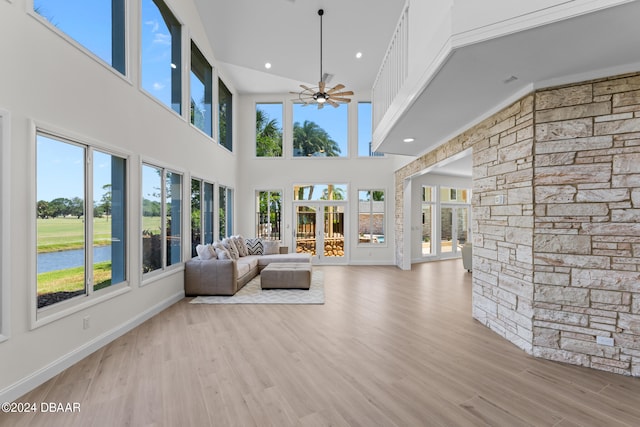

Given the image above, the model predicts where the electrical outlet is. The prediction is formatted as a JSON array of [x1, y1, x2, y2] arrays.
[[596, 336, 614, 347], [83, 316, 90, 330]]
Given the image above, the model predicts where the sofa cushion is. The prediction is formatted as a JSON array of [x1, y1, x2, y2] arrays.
[[245, 238, 263, 255], [258, 253, 312, 269], [236, 261, 251, 278], [262, 240, 280, 255], [240, 255, 260, 270]]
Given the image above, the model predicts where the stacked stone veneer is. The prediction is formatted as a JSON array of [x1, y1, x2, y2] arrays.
[[533, 74, 640, 376], [394, 72, 640, 376]]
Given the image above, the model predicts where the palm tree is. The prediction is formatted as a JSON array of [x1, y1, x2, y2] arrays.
[[256, 108, 282, 156], [293, 120, 341, 157]]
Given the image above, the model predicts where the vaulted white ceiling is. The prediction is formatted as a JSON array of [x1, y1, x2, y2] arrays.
[[194, 0, 640, 166], [194, 0, 406, 94]]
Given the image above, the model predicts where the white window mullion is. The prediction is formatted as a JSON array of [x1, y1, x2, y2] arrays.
[[86, 148, 94, 294]]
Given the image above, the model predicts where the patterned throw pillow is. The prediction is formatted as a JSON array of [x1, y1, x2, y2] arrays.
[[222, 238, 240, 260], [245, 238, 263, 255], [234, 235, 248, 257]]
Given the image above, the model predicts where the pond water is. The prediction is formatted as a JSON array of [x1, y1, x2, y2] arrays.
[[38, 245, 112, 274]]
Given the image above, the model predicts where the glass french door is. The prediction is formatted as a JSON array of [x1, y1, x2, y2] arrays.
[[440, 205, 469, 257], [294, 202, 347, 263]]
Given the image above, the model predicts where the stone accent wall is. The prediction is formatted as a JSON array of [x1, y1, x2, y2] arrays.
[[471, 96, 535, 353], [532, 73, 640, 376], [394, 71, 640, 376]]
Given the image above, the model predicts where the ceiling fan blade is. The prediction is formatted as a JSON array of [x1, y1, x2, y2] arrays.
[[330, 97, 352, 103], [329, 91, 354, 97], [326, 99, 339, 108], [327, 84, 345, 94], [300, 84, 314, 92], [319, 81, 325, 93], [317, 102, 324, 110]]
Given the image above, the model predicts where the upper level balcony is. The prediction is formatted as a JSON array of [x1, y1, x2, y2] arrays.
[[372, 0, 640, 157]]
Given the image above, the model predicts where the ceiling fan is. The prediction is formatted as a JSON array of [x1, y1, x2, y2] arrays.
[[292, 9, 354, 109]]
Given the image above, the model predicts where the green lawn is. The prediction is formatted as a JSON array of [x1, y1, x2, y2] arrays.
[[37, 216, 162, 253], [37, 261, 113, 295]]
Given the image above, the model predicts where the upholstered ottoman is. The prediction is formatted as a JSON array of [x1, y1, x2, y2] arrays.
[[260, 262, 312, 289]]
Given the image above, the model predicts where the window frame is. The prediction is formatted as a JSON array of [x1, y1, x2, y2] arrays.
[[218, 78, 233, 151], [357, 101, 384, 157], [421, 185, 436, 257], [0, 109, 10, 342], [218, 184, 233, 239], [31, 0, 127, 77], [292, 102, 348, 158], [255, 102, 283, 158], [256, 190, 283, 241], [140, 161, 184, 282], [190, 41, 213, 137], [31, 125, 131, 329], [140, 0, 183, 115], [357, 189, 386, 246], [190, 177, 215, 257]]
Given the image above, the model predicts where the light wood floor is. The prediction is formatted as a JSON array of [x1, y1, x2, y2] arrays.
[[3, 261, 640, 426]]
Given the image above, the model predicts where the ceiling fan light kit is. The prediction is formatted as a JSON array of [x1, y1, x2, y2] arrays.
[[292, 9, 354, 109]]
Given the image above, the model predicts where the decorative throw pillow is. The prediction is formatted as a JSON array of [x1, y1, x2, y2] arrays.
[[245, 238, 263, 255], [234, 235, 248, 257], [222, 238, 240, 260], [213, 241, 230, 260], [206, 244, 217, 259], [262, 240, 280, 255], [196, 244, 213, 260]]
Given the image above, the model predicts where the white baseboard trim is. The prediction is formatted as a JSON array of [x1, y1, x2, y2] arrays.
[[348, 260, 396, 266], [0, 291, 184, 403]]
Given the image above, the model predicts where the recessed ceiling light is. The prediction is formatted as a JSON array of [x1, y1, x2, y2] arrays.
[[355, 52, 363, 59], [403, 138, 415, 143], [265, 62, 272, 69]]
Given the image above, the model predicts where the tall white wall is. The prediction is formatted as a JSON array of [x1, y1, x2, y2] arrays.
[[0, 0, 238, 401]]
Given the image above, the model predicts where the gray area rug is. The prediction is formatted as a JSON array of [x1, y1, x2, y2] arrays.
[[190, 270, 324, 304]]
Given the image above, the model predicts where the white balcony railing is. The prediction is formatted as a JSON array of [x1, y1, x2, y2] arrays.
[[371, 3, 409, 131]]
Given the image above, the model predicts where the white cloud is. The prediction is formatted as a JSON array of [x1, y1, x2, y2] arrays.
[[153, 82, 165, 91], [153, 33, 171, 46]]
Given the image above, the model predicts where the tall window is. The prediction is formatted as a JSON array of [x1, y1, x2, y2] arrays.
[[293, 103, 347, 157], [256, 191, 282, 240], [218, 79, 233, 151], [256, 103, 283, 157], [357, 102, 382, 157], [142, 164, 182, 275], [358, 190, 385, 244], [36, 132, 127, 309], [190, 42, 212, 136], [191, 179, 214, 257], [34, 0, 126, 75], [422, 186, 434, 256], [293, 184, 347, 201], [219, 185, 233, 238], [141, 0, 182, 114]]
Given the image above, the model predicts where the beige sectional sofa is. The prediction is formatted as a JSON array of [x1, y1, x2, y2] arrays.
[[184, 237, 311, 296]]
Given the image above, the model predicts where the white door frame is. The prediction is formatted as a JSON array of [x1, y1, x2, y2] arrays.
[[293, 201, 348, 264]]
